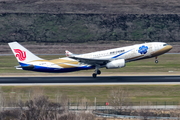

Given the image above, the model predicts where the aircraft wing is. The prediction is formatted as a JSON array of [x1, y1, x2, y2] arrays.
[[69, 56, 110, 65]]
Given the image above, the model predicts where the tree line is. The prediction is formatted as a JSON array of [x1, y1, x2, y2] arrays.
[[0, 13, 180, 43]]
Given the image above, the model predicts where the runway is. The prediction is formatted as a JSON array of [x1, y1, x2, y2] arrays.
[[0, 75, 180, 85]]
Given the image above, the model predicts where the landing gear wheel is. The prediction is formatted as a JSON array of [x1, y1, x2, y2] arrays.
[[155, 57, 158, 64], [92, 73, 97, 78], [155, 60, 158, 64], [97, 70, 101, 75]]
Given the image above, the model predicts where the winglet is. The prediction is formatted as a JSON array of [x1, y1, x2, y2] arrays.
[[65, 50, 74, 57]]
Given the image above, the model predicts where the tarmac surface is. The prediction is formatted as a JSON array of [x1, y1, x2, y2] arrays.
[[0, 75, 180, 84]]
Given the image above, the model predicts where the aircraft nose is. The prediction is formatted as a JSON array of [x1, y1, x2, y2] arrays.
[[165, 45, 173, 51], [151, 44, 172, 57]]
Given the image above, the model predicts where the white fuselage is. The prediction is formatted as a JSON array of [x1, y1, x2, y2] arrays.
[[73, 42, 171, 63]]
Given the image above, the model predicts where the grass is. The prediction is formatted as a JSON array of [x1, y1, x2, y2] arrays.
[[0, 54, 180, 73], [1, 85, 180, 105], [0, 54, 180, 104]]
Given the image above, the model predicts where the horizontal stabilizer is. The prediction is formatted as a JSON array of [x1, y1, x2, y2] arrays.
[[15, 64, 34, 70]]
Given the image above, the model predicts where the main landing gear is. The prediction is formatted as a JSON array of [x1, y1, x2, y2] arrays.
[[92, 70, 101, 78], [92, 66, 101, 78], [155, 56, 158, 63]]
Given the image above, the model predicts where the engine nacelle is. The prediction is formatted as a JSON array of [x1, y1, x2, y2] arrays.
[[106, 59, 125, 69]]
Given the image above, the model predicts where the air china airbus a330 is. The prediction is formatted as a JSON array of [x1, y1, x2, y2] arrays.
[[8, 42, 172, 78]]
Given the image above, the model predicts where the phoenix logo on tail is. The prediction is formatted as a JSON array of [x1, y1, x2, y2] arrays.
[[13, 49, 26, 61]]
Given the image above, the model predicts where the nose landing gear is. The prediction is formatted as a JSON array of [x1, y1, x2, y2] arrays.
[[155, 57, 158, 63]]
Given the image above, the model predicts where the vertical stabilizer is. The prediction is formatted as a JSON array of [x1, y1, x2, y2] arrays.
[[8, 42, 43, 63]]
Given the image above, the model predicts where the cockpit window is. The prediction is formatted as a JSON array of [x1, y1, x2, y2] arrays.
[[163, 44, 168, 46]]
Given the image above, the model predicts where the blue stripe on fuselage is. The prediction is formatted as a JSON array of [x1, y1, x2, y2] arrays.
[[112, 49, 133, 59], [19, 62, 93, 73]]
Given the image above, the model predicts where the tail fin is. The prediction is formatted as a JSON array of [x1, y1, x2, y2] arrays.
[[8, 42, 43, 63]]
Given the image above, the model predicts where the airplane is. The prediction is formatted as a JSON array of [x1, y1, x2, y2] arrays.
[[8, 42, 172, 78]]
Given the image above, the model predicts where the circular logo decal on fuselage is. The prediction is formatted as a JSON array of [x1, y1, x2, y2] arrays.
[[138, 45, 148, 54]]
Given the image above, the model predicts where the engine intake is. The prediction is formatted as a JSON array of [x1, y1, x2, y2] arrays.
[[106, 59, 125, 69]]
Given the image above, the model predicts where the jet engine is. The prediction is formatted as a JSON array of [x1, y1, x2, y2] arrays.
[[106, 59, 125, 69]]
